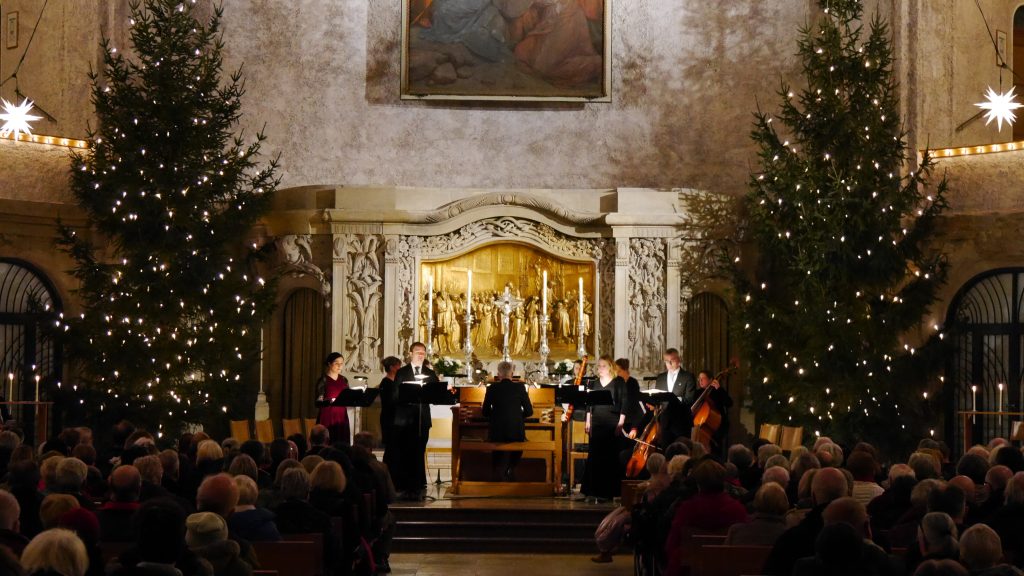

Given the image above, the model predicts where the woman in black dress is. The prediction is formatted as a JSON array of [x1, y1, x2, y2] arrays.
[[581, 355, 631, 502]]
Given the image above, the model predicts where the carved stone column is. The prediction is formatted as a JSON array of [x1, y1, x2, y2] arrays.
[[666, 238, 683, 349], [331, 236, 348, 353], [383, 235, 402, 359], [613, 237, 630, 360]]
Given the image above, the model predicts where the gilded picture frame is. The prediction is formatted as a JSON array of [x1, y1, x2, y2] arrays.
[[401, 0, 612, 102]]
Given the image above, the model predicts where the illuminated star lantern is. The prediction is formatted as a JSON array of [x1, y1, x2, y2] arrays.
[[0, 98, 43, 140], [975, 86, 1024, 132]]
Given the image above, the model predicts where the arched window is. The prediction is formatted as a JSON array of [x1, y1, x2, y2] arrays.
[[280, 288, 329, 419], [945, 268, 1024, 451], [0, 259, 62, 436]]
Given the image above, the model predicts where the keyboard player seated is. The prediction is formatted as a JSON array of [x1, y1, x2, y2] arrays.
[[482, 361, 534, 481]]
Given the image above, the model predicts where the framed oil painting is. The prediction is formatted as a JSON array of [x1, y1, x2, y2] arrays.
[[401, 0, 612, 102]]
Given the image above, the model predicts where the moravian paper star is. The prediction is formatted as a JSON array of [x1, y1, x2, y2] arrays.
[[0, 98, 43, 140], [975, 86, 1024, 132]]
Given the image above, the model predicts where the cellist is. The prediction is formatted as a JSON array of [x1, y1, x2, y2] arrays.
[[694, 369, 733, 456]]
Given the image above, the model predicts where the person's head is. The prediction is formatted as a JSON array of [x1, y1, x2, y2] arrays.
[[663, 348, 680, 371], [353, 432, 377, 452], [814, 522, 864, 567], [70, 443, 96, 467], [274, 458, 301, 486], [410, 342, 427, 365], [158, 449, 180, 480], [664, 441, 690, 462], [280, 467, 310, 501], [0, 430, 20, 452], [21, 528, 88, 576], [727, 444, 753, 470], [1005, 471, 1024, 505], [597, 355, 614, 378], [325, 352, 344, 374], [54, 457, 87, 493], [913, 559, 969, 576], [753, 482, 789, 516], [697, 370, 713, 389], [133, 498, 187, 563], [234, 475, 259, 507], [911, 478, 943, 510], [39, 494, 79, 529], [959, 523, 1003, 571], [196, 473, 239, 518], [227, 453, 258, 482], [185, 511, 228, 550], [764, 454, 789, 471], [301, 454, 325, 474], [195, 439, 224, 465], [845, 450, 879, 482], [757, 443, 782, 468], [134, 455, 163, 485], [109, 464, 142, 502], [956, 453, 989, 485], [888, 463, 916, 485], [9, 444, 34, 466], [666, 455, 690, 479], [74, 427, 92, 447], [948, 475, 975, 505], [927, 482, 966, 522], [823, 496, 870, 538], [0, 490, 20, 532], [811, 467, 849, 506], [646, 453, 667, 476], [791, 452, 821, 486], [918, 511, 958, 558], [239, 439, 265, 464], [614, 358, 630, 378], [112, 420, 136, 448], [909, 451, 941, 480], [7, 460, 39, 490], [762, 465, 790, 488], [221, 437, 240, 454], [310, 460, 347, 493], [994, 445, 1024, 471], [309, 425, 330, 447], [270, 437, 295, 464], [57, 507, 99, 547], [691, 460, 727, 493], [496, 361, 514, 380], [382, 356, 402, 377]]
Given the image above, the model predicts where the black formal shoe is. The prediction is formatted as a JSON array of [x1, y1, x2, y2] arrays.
[[378, 560, 392, 573]]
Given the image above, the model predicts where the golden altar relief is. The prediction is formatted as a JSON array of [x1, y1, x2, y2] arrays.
[[420, 243, 595, 361]]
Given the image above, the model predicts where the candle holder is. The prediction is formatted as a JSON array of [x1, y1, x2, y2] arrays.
[[464, 310, 474, 385], [538, 315, 550, 381], [426, 317, 436, 357]]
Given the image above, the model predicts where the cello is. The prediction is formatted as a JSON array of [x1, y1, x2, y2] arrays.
[[625, 404, 661, 478], [690, 363, 737, 448]]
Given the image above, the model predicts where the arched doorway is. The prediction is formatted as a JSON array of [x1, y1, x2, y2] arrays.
[[684, 292, 731, 375], [0, 259, 62, 438], [945, 268, 1024, 451], [280, 288, 330, 419]]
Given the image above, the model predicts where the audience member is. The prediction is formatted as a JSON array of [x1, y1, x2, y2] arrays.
[[960, 523, 1019, 576], [21, 528, 88, 576], [185, 512, 252, 576], [96, 465, 142, 541], [725, 482, 789, 546], [226, 475, 280, 543], [0, 489, 29, 556]]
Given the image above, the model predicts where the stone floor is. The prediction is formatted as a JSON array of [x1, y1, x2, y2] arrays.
[[388, 553, 632, 575]]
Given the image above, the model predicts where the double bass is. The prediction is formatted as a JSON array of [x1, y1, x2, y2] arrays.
[[691, 363, 738, 448]]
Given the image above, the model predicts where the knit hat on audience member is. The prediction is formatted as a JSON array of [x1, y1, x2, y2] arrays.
[[185, 512, 228, 549]]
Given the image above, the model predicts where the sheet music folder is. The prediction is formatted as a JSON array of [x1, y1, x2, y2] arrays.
[[316, 387, 380, 408], [546, 386, 612, 407], [398, 380, 459, 406]]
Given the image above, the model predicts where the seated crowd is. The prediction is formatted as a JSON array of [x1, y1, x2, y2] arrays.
[[0, 421, 396, 576], [620, 435, 1024, 576]]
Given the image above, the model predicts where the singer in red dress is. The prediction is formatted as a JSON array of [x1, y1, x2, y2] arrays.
[[315, 352, 350, 446]]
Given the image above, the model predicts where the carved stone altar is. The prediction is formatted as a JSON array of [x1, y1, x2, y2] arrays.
[[260, 186, 719, 428]]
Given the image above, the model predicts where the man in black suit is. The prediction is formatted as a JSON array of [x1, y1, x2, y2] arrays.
[[652, 348, 697, 448], [482, 361, 533, 481], [389, 341, 438, 499]]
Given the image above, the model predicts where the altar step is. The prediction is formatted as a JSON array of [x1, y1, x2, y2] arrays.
[[391, 502, 613, 553]]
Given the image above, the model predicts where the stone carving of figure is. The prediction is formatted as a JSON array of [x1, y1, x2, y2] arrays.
[[419, 297, 430, 344], [580, 295, 592, 337], [644, 302, 663, 370], [511, 305, 526, 355], [436, 293, 452, 353], [526, 296, 540, 350], [556, 300, 571, 342], [451, 293, 464, 352]]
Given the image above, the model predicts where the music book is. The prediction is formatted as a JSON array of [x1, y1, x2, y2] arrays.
[[316, 387, 380, 408], [397, 380, 459, 406]]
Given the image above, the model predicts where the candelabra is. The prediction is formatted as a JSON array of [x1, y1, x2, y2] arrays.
[[464, 310, 474, 384], [425, 316, 435, 357]]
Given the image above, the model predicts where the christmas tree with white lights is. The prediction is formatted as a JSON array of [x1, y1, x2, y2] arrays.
[[55, 0, 279, 434], [738, 0, 948, 452]]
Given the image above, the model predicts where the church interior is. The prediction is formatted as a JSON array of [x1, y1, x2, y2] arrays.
[[3, 1, 1024, 575]]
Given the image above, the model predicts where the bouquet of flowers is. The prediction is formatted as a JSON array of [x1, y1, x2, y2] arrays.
[[552, 358, 575, 376], [432, 356, 463, 377]]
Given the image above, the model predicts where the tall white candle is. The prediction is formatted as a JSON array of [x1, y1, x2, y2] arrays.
[[34, 375, 40, 403], [972, 385, 977, 423], [998, 383, 1004, 425], [542, 270, 548, 318], [467, 270, 472, 303], [6, 373, 12, 402], [578, 277, 584, 313]]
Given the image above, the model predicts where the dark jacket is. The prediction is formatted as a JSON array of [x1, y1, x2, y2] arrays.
[[273, 498, 339, 571], [763, 504, 827, 576], [227, 507, 281, 542], [391, 364, 440, 434], [0, 528, 29, 556], [97, 501, 141, 542], [656, 369, 697, 406], [482, 379, 533, 442]]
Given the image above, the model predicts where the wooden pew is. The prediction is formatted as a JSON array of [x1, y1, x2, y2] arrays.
[[693, 544, 772, 576], [674, 529, 727, 576], [252, 537, 323, 576]]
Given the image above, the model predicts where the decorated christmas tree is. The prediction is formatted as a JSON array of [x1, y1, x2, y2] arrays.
[[737, 0, 948, 452], [54, 0, 279, 435]]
